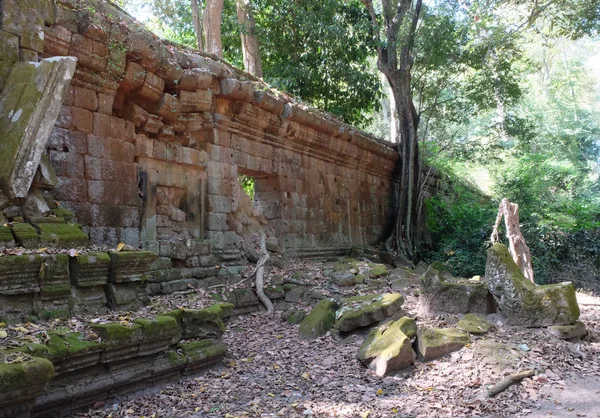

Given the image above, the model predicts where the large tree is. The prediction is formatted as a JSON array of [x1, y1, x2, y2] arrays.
[[362, 0, 423, 260]]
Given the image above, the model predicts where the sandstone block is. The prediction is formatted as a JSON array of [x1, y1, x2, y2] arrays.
[[69, 252, 110, 287], [417, 327, 470, 361], [335, 293, 404, 332], [298, 299, 338, 340]]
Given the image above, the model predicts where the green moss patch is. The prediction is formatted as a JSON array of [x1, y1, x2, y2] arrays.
[[37, 223, 88, 247], [90, 323, 142, 343], [0, 356, 54, 393], [299, 299, 339, 340]]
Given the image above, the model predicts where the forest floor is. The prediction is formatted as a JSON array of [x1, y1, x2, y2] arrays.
[[76, 261, 600, 418]]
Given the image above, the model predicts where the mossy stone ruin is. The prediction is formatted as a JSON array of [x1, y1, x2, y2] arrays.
[[484, 243, 580, 327]]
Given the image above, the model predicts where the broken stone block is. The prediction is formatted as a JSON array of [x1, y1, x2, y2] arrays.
[[417, 327, 470, 361], [484, 243, 580, 327], [456, 313, 494, 335], [134, 315, 180, 355], [35, 254, 71, 319], [70, 285, 108, 315], [178, 339, 227, 375], [108, 251, 158, 283], [0, 224, 15, 247], [298, 299, 338, 340], [283, 284, 307, 302], [32, 153, 58, 189], [0, 254, 42, 295], [358, 317, 417, 376], [105, 282, 149, 311], [0, 357, 55, 417], [419, 266, 494, 316], [0, 57, 76, 198], [165, 303, 233, 340], [547, 321, 587, 340], [69, 252, 111, 287], [335, 293, 404, 332], [10, 222, 39, 248], [38, 223, 89, 247]]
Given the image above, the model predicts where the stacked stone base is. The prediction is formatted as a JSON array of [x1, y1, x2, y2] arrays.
[[0, 304, 232, 418]]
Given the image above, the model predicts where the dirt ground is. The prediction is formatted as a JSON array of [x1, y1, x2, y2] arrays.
[[75, 262, 600, 418]]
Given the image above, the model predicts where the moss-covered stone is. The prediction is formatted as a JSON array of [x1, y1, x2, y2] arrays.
[[265, 285, 285, 299], [10, 222, 38, 248], [90, 323, 142, 343], [484, 243, 580, 327], [358, 318, 416, 376], [6, 343, 49, 358], [134, 316, 178, 337], [52, 207, 74, 222], [45, 331, 103, 363], [299, 299, 338, 340], [457, 313, 494, 334], [0, 224, 14, 246], [417, 327, 470, 361], [0, 356, 54, 400], [335, 293, 404, 332], [547, 321, 587, 339], [0, 254, 42, 296], [108, 251, 157, 283], [177, 339, 227, 362], [366, 263, 389, 278], [286, 309, 307, 325], [37, 222, 88, 247], [166, 304, 232, 340], [69, 252, 110, 287]]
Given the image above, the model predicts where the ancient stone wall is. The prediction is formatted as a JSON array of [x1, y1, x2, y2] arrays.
[[0, 0, 398, 292]]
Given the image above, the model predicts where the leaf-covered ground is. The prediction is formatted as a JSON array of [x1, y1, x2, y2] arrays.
[[74, 262, 600, 418]]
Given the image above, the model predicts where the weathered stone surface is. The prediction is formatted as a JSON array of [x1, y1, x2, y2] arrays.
[[473, 340, 523, 374], [38, 223, 89, 247], [358, 317, 417, 376], [456, 313, 494, 335], [298, 299, 338, 340], [70, 285, 108, 315], [0, 57, 77, 198], [0, 254, 42, 295], [335, 293, 404, 332], [178, 339, 227, 374], [419, 266, 494, 316], [69, 252, 111, 287], [105, 282, 149, 311], [283, 284, 307, 302], [108, 251, 157, 283], [10, 222, 39, 248], [0, 357, 54, 416], [417, 327, 470, 361], [165, 303, 233, 340], [35, 254, 71, 319], [547, 321, 587, 340], [0, 224, 15, 247], [484, 243, 580, 327]]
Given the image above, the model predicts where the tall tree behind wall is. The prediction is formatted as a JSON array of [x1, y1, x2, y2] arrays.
[[362, 0, 423, 261], [236, 0, 263, 77], [191, 0, 204, 51], [204, 0, 224, 57]]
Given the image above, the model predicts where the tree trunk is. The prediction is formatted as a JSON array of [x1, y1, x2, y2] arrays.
[[236, 0, 263, 77], [491, 198, 535, 283], [191, 0, 204, 51], [203, 0, 224, 58]]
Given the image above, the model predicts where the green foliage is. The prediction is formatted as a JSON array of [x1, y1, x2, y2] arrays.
[[238, 175, 255, 200], [420, 170, 496, 278]]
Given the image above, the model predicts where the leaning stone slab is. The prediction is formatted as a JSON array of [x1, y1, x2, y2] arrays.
[[358, 317, 417, 376], [0, 357, 54, 417], [417, 327, 470, 361], [419, 266, 494, 316], [456, 313, 494, 335], [547, 321, 587, 340], [108, 251, 158, 283], [0, 57, 77, 198], [335, 293, 404, 332], [484, 243, 580, 327], [299, 298, 338, 340]]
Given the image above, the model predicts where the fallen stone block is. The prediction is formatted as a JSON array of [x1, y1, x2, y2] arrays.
[[0, 357, 55, 417], [484, 243, 580, 327], [358, 317, 417, 376], [547, 321, 587, 340], [417, 327, 470, 361], [335, 293, 404, 332], [419, 266, 494, 316], [299, 299, 338, 340], [456, 313, 494, 335]]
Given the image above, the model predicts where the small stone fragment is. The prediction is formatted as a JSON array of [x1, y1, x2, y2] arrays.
[[547, 321, 587, 339], [456, 313, 494, 335], [417, 327, 470, 361]]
